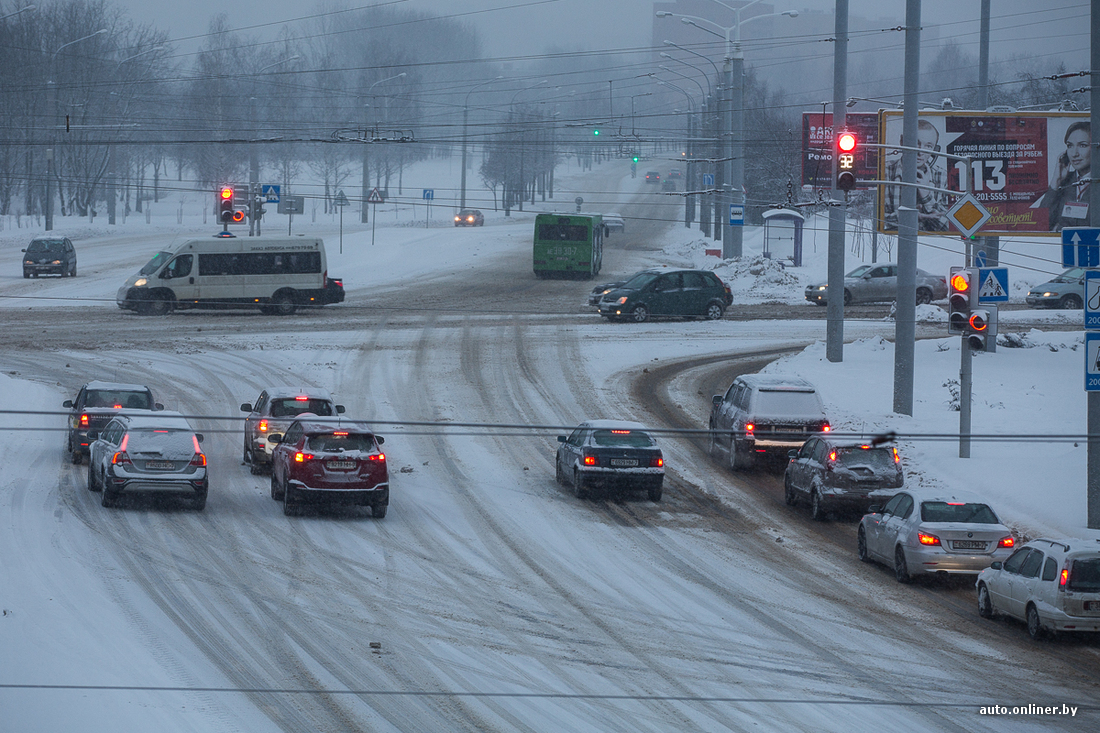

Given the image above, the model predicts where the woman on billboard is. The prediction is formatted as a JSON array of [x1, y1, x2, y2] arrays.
[[1041, 121, 1091, 231]]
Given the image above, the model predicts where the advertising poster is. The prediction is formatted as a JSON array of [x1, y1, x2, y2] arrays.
[[878, 110, 1089, 236], [801, 112, 879, 190]]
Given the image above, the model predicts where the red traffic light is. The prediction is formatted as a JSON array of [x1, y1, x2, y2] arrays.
[[231, 209, 246, 223], [219, 186, 234, 200], [837, 131, 857, 152], [949, 271, 970, 293], [969, 310, 989, 332]]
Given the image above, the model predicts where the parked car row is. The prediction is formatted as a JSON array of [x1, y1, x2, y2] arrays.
[[706, 371, 1100, 641], [65, 382, 388, 517]]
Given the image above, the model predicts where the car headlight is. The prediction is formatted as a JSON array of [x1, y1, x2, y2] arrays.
[[51, 260, 61, 265], [134, 278, 148, 287], [24, 260, 32, 265], [1043, 291, 1056, 297]]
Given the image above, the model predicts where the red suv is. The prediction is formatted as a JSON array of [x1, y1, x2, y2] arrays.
[[269, 419, 389, 517]]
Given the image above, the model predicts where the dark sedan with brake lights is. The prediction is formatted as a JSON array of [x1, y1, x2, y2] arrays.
[[269, 418, 389, 517], [784, 437, 902, 520], [555, 420, 664, 501]]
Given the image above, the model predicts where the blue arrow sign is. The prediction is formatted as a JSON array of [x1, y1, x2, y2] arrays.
[[703, 173, 714, 186], [1062, 227, 1100, 267], [422, 189, 434, 200]]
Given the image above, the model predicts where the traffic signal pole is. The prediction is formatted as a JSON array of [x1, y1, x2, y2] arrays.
[[826, 0, 848, 363], [1088, 0, 1100, 530]]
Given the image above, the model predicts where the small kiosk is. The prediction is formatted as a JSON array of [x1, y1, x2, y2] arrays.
[[761, 208, 805, 267]]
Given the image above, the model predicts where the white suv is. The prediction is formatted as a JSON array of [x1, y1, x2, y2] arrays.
[[976, 537, 1100, 639], [241, 388, 345, 474]]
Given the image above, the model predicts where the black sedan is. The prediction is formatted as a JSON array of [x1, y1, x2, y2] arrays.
[[784, 436, 903, 520], [555, 420, 664, 501], [454, 209, 484, 226]]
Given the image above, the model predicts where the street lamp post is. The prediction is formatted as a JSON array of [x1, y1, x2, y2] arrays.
[[46, 28, 108, 231], [461, 76, 502, 210], [657, 2, 797, 258], [657, 80, 696, 229], [360, 72, 406, 224]]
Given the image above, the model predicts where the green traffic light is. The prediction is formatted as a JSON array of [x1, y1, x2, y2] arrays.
[[632, 156, 639, 163], [593, 129, 600, 136]]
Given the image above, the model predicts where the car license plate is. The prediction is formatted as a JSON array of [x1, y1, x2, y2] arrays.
[[1085, 601, 1100, 613], [952, 540, 985, 550], [327, 461, 356, 470], [145, 460, 175, 470], [609, 459, 638, 467]]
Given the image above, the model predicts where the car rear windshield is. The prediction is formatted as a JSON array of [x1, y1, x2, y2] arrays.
[[86, 390, 151, 409], [591, 429, 655, 448], [269, 398, 334, 418], [1067, 558, 1100, 592], [29, 240, 64, 252], [753, 389, 822, 416], [835, 447, 896, 471], [126, 429, 195, 459], [307, 433, 375, 453], [920, 501, 1000, 524]]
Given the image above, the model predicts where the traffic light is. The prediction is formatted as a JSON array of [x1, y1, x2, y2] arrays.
[[632, 155, 639, 163], [218, 186, 235, 223], [593, 128, 600, 136], [836, 129, 857, 192], [947, 267, 972, 335], [967, 308, 990, 351], [231, 209, 246, 223]]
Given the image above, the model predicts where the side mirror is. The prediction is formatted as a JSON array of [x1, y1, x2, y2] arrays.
[[336, 405, 346, 414], [88, 430, 99, 441], [63, 400, 73, 408], [267, 433, 283, 444], [154, 402, 164, 411], [711, 395, 722, 406], [867, 504, 881, 515], [557, 435, 567, 443], [990, 561, 1003, 571], [21, 248, 26, 252], [376, 435, 384, 445], [240, 403, 253, 413], [787, 450, 797, 459], [195, 433, 204, 443]]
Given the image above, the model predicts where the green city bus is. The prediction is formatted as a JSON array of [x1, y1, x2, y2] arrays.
[[533, 213, 603, 279]]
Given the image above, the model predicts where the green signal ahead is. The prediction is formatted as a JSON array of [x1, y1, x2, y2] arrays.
[[593, 129, 600, 136]]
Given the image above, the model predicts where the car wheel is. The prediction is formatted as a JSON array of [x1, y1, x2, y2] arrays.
[[728, 437, 740, 471], [71, 450, 83, 465], [1061, 294, 1083, 310], [708, 429, 721, 457], [573, 469, 589, 500], [250, 462, 265, 476], [282, 485, 297, 516], [101, 487, 119, 508], [857, 525, 871, 562], [23, 271, 29, 279], [143, 294, 172, 316], [894, 545, 912, 584], [270, 472, 284, 501], [977, 583, 994, 618], [70, 265, 76, 277], [271, 291, 298, 316], [629, 305, 649, 323], [372, 504, 388, 518], [647, 480, 663, 502], [555, 458, 565, 485], [87, 465, 99, 492], [783, 476, 798, 506], [843, 289, 852, 306], [1026, 603, 1047, 640], [810, 489, 827, 521], [705, 301, 725, 320], [915, 287, 932, 306], [192, 495, 207, 511], [31, 272, 38, 278]]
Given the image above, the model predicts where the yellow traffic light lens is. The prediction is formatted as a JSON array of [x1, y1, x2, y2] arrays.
[[950, 273, 970, 292], [220, 187, 233, 199]]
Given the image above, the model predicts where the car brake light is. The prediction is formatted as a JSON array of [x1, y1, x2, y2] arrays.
[[828, 450, 837, 462], [111, 451, 132, 466], [947, 502, 965, 505], [112, 404, 122, 409], [295, 395, 309, 401], [333, 431, 348, 436], [1060, 567, 1069, 588], [583, 455, 598, 466], [189, 453, 207, 467], [368, 453, 386, 462], [258, 419, 268, 432], [998, 536, 1014, 548], [294, 452, 314, 462], [650, 456, 663, 467], [918, 532, 941, 546], [80, 413, 89, 427], [893, 447, 900, 464], [822, 423, 831, 432], [610, 430, 630, 434]]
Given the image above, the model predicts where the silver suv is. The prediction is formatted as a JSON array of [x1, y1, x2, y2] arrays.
[[709, 375, 830, 470], [976, 537, 1100, 639], [241, 388, 345, 474]]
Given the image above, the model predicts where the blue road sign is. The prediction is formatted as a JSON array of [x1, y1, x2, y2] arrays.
[[1086, 271, 1100, 330], [422, 189, 434, 201], [1062, 227, 1100, 268], [977, 267, 1009, 303], [261, 184, 280, 203], [703, 173, 714, 186], [729, 204, 744, 227], [1087, 333, 1100, 391], [974, 250, 987, 267]]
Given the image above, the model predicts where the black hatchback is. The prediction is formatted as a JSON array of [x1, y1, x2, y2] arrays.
[[783, 437, 903, 520], [23, 237, 77, 278], [597, 269, 732, 322]]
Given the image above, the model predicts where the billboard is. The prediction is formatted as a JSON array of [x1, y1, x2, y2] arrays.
[[878, 110, 1089, 236], [801, 113, 879, 190]]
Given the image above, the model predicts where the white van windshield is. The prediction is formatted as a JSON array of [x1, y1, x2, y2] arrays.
[[141, 251, 172, 275]]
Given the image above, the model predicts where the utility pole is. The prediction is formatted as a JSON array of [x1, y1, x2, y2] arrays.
[[893, 0, 922, 416], [1087, 0, 1100, 529], [826, 0, 849, 363]]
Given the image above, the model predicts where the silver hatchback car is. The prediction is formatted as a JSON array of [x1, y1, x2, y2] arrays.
[[805, 264, 947, 306], [857, 488, 1015, 583], [241, 388, 346, 474]]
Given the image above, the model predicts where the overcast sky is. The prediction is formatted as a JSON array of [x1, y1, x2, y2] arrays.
[[125, 0, 1088, 70]]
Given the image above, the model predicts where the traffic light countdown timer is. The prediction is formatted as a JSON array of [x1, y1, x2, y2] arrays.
[[836, 130, 857, 193]]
